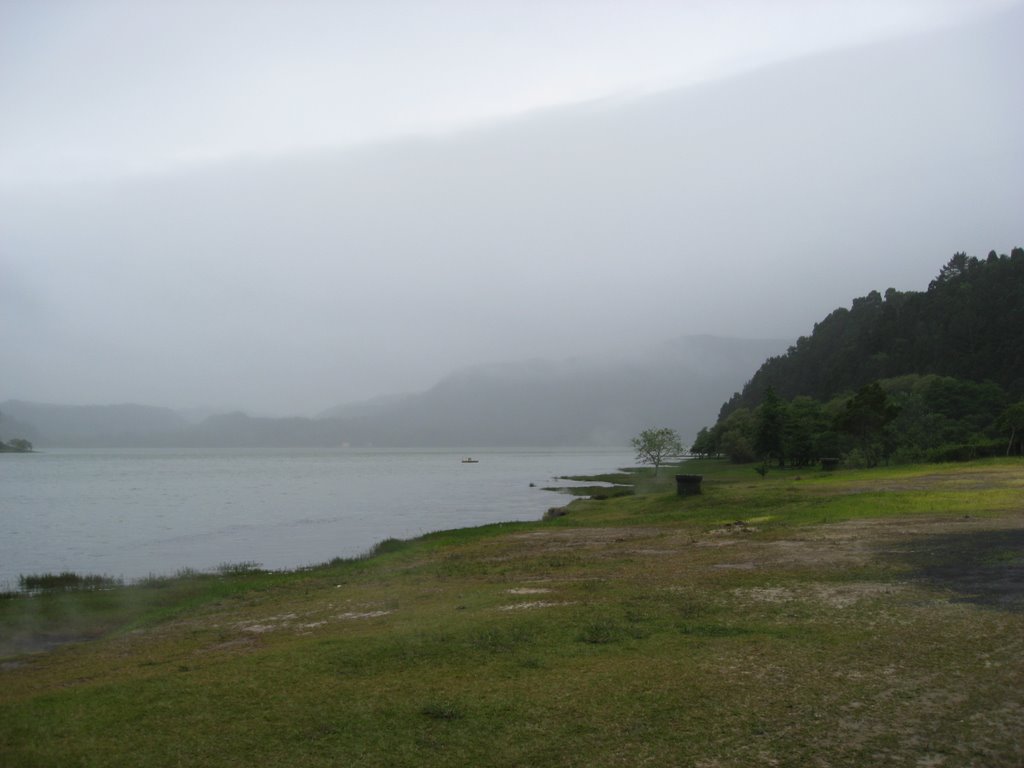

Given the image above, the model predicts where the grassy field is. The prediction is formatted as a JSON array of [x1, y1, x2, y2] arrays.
[[2, 459, 1023, 767]]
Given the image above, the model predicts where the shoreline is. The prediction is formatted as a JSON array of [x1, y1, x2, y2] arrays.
[[3, 469, 642, 595], [0, 447, 639, 590]]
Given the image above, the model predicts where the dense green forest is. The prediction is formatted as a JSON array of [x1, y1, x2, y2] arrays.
[[693, 249, 1024, 467]]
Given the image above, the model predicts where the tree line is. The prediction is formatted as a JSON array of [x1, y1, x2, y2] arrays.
[[693, 249, 1024, 467], [692, 376, 1024, 468], [720, 249, 1024, 416]]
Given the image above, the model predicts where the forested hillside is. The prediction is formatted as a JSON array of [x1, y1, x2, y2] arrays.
[[721, 249, 1024, 415], [694, 249, 1024, 467]]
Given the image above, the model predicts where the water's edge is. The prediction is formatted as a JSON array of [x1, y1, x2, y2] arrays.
[[0, 447, 636, 588]]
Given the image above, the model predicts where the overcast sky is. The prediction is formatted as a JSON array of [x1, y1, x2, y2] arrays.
[[2, 1, 1022, 415], [1, 0, 1015, 185]]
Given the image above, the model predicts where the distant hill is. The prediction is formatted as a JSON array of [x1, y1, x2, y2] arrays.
[[0, 400, 188, 447], [0, 409, 38, 445], [319, 335, 788, 447], [719, 248, 1024, 418], [178, 412, 344, 448], [3, 336, 787, 447], [317, 394, 412, 422]]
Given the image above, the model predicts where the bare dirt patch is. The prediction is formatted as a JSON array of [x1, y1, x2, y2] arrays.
[[501, 509, 1024, 617], [497, 601, 576, 611], [737, 582, 907, 608], [198, 637, 261, 654], [836, 468, 1023, 494], [708, 521, 760, 535], [712, 562, 758, 570], [509, 527, 664, 549], [336, 610, 392, 620], [237, 608, 393, 634]]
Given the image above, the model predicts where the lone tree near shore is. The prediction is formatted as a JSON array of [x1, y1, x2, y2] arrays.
[[631, 427, 683, 476]]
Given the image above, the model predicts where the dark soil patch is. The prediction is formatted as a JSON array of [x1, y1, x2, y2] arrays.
[[884, 524, 1024, 612]]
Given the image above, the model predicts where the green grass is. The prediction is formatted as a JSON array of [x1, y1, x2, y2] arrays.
[[2, 458, 1023, 766]]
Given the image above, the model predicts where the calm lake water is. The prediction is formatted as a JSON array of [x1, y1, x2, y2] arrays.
[[0, 447, 635, 587]]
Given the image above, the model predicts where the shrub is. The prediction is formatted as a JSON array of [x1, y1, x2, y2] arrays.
[[577, 619, 622, 644], [890, 446, 927, 465], [368, 538, 408, 556], [216, 561, 264, 576], [18, 572, 122, 591], [420, 701, 463, 720], [926, 440, 1005, 463], [843, 449, 870, 469]]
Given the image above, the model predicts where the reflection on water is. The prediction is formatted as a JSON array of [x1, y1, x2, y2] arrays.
[[0, 447, 633, 586]]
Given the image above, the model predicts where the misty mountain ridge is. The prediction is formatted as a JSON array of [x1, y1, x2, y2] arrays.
[[2, 6, 1019, 414], [2, 335, 788, 448], [316, 393, 412, 421], [0, 400, 188, 446], [313, 335, 788, 446]]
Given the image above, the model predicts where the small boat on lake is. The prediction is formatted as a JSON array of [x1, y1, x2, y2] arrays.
[[461, 457, 479, 463]]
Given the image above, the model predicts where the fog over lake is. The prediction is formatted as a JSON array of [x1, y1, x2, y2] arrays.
[[2, 2, 1021, 417]]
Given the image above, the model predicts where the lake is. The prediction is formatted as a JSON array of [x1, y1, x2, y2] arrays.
[[0, 447, 636, 588]]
